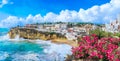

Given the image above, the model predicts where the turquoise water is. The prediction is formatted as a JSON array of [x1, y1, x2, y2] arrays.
[[0, 28, 9, 36], [0, 41, 44, 53], [0, 28, 72, 61], [0, 28, 45, 61]]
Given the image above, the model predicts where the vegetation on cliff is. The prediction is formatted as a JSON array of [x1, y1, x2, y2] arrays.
[[8, 27, 67, 40]]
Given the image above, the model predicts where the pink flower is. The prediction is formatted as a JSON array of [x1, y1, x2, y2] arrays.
[[91, 34, 97, 37], [98, 54, 103, 59], [72, 34, 120, 60], [115, 59, 120, 61]]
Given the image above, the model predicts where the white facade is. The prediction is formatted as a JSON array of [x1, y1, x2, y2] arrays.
[[55, 24, 60, 29], [65, 32, 77, 41], [104, 14, 120, 33], [60, 24, 67, 29]]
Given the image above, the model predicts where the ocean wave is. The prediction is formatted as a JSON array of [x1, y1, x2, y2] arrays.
[[12, 52, 62, 61], [0, 34, 10, 41], [0, 51, 9, 60], [33, 40, 72, 61], [31, 40, 72, 61], [0, 35, 72, 61], [0, 34, 25, 41], [0, 51, 58, 61]]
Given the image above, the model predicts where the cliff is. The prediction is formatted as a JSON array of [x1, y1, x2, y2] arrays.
[[9, 27, 66, 40], [8, 27, 77, 46]]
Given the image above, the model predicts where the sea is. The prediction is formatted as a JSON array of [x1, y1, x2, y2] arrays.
[[0, 28, 72, 61]]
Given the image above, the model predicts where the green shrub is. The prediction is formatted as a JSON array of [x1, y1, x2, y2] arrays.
[[115, 33, 120, 37], [90, 29, 113, 39]]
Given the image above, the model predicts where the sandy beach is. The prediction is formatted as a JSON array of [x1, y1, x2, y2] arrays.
[[52, 39, 78, 47]]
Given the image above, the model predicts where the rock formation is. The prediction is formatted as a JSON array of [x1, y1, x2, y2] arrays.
[[8, 27, 67, 41]]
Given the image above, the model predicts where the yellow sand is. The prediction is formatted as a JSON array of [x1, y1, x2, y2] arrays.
[[52, 38, 78, 47]]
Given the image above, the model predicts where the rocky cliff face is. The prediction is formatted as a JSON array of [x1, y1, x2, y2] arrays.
[[8, 27, 67, 41]]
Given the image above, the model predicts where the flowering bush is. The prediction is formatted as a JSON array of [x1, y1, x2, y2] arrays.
[[72, 34, 120, 61]]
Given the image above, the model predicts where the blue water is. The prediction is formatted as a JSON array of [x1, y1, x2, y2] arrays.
[[0, 28, 72, 61], [0, 28, 45, 61], [0, 41, 44, 53], [0, 28, 9, 36]]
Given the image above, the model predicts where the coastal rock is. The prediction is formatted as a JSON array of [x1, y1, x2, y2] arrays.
[[8, 27, 67, 41]]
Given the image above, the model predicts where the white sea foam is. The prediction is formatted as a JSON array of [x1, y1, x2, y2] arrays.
[[12, 53, 40, 61], [0, 35, 72, 61], [0, 51, 9, 60], [10, 35, 25, 42], [0, 34, 25, 41], [0, 34, 10, 40], [11, 50, 71, 61], [26, 39, 72, 61], [34, 40, 72, 61]]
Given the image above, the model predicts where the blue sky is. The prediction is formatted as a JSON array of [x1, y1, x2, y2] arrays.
[[0, 0, 120, 28], [0, 0, 109, 17]]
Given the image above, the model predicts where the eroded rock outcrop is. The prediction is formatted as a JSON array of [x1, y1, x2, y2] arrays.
[[8, 27, 67, 41]]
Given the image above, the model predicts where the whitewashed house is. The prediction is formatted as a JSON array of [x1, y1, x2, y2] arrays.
[[105, 14, 120, 33]]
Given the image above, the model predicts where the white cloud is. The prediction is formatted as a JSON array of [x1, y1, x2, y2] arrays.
[[57, 10, 78, 22], [0, 16, 24, 27], [0, 0, 13, 8], [0, 14, 44, 28], [43, 12, 57, 22], [0, 0, 8, 8], [26, 14, 43, 24], [0, 0, 120, 28], [44, 0, 120, 23]]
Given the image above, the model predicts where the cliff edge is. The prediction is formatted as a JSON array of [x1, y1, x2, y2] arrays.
[[8, 27, 77, 46]]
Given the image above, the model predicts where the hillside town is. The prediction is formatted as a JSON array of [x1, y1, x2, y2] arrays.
[[15, 15, 120, 41], [19, 22, 99, 41]]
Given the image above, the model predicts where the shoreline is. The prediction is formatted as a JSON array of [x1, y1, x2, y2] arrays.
[[8, 27, 78, 47], [0, 34, 73, 61], [27, 38, 78, 47], [52, 39, 78, 47]]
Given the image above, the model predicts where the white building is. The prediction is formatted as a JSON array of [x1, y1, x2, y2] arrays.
[[105, 14, 120, 33], [65, 32, 77, 41]]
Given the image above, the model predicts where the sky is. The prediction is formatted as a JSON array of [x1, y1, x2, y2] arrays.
[[0, 0, 120, 28], [0, 0, 109, 17]]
